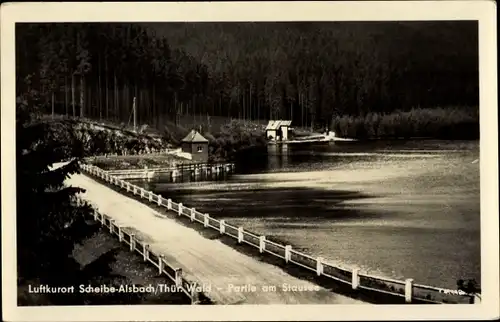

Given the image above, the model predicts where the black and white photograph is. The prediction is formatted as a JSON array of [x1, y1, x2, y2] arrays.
[[1, 1, 498, 321]]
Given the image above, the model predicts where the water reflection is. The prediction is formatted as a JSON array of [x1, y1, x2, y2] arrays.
[[266, 144, 291, 170]]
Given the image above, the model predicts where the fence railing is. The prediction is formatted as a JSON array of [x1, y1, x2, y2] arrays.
[[87, 149, 177, 158], [76, 197, 201, 305], [79, 162, 481, 305], [105, 162, 235, 175]]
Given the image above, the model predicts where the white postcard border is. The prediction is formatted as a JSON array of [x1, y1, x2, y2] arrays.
[[1, 1, 498, 321]]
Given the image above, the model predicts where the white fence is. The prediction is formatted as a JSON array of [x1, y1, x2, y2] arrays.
[[78, 197, 202, 304], [86, 149, 175, 159], [79, 162, 481, 305]]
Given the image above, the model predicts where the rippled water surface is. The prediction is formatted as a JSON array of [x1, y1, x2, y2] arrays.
[[134, 140, 480, 289]]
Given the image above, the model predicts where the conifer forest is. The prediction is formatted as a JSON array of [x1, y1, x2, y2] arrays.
[[16, 22, 479, 139]]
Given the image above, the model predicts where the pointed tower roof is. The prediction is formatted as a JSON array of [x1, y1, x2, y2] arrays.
[[181, 129, 209, 143]]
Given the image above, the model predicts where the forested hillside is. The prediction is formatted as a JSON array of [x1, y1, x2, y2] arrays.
[[16, 22, 479, 139]]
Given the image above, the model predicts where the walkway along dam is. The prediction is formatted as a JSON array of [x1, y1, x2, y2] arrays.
[[67, 162, 481, 305]]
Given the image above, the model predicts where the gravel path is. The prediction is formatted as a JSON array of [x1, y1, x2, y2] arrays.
[[65, 171, 366, 305]]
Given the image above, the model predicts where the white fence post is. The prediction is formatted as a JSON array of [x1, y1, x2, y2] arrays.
[[175, 268, 183, 287], [157, 194, 162, 206], [316, 257, 324, 276], [130, 234, 135, 251], [352, 268, 360, 290], [126, 183, 130, 192], [178, 203, 183, 216], [140, 189, 144, 198], [118, 226, 122, 242], [149, 191, 153, 202], [143, 244, 148, 261], [204, 214, 209, 227], [93, 209, 98, 221], [220, 220, 226, 234], [158, 255, 164, 274], [238, 227, 244, 243], [285, 245, 292, 263], [405, 278, 413, 303], [109, 219, 114, 233], [190, 282, 200, 305], [167, 199, 172, 210], [190, 207, 195, 221], [259, 236, 266, 253]]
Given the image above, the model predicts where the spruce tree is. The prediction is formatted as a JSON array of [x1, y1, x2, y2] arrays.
[[16, 91, 92, 284]]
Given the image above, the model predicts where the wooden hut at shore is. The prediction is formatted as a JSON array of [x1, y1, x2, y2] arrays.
[[181, 130, 209, 162], [265, 120, 292, 141]]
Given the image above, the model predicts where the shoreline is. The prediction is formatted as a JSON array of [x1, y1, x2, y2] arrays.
[[347, 137, 480, 142]]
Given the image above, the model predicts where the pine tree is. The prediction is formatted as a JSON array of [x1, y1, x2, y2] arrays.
[[16, 92, 91, 282]]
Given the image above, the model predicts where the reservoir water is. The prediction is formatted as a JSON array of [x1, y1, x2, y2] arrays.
[[133, 140, 480, 289]]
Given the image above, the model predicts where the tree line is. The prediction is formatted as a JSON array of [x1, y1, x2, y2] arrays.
[[16, 22, 479, 134]]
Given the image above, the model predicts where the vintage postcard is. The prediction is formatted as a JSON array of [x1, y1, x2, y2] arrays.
[[1, 1, 498, 321]]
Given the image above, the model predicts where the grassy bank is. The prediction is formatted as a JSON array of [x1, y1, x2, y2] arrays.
[[41, 117, 170, 157], [18, 207, 191, 306], [47, 114, 267, 163], [331, 107, 479, 140]]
